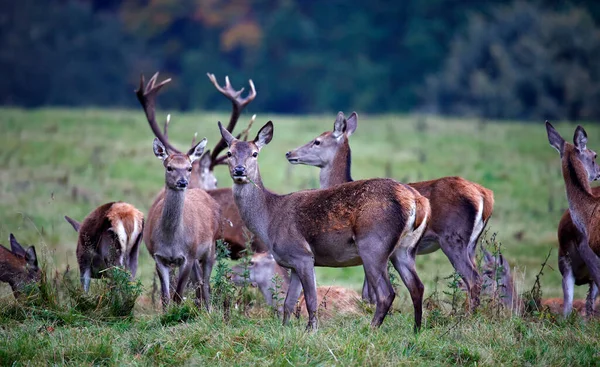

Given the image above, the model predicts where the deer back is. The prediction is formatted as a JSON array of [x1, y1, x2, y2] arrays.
[[73, 202, 144, 270]]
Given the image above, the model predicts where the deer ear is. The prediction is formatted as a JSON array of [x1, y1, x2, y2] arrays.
[[574, 125, 588, 152], [332, 112, 346, 138], [188, 138, 207, 163], [199, 150, 212, 170], [153, 138, 169, 161], [546, 121, 565, 156], [254, 121, 274, 150], [10, 234, 26, 258], [346, 112, 358, 137], [218, 121, 236, 146], [64, 216, 81, 232], [25, 246, 38, 268]]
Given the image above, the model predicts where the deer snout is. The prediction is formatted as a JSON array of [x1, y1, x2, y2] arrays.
[[286, 151, 299, 163], [285, 151, 291, 158], [176, 179, 188, 189], [233, 166, 246, 176]]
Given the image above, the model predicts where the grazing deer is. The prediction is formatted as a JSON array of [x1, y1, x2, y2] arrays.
[[546, 121, 600, 317], [64, 202, 144, 292], [146, 73, 267, 259], [219, 120, 430, 331], [0, 234, 40, 299], [231, 252, 363, 318], [476, 248, 597, 316], [285, 112, 494, 310], [137, 73, 222, 309]]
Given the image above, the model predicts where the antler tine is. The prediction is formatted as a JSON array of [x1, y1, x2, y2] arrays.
[[207, 73, 257, 169], [135, 72, 180, 153], [163, 114, 171, 140], [240, 114, 256, 141]]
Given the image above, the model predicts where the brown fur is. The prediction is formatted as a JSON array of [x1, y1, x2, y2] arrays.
[[0, 235, 40, 298], [546, 122, 600, 316], [286, 113, 494, 310], [206, 188, 267, 259], [221, 121, 430, 331], [144, 146, 222, 308], [69, 201, 144, 291]]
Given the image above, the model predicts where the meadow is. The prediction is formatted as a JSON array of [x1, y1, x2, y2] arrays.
[[1, 108, 599, 365]]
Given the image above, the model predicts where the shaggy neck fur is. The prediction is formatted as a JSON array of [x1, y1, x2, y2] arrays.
[[563, 150, 596, 233], [320, 139, 352, 189], [232, 170, 276, 249], [160, 188, 186, 238]]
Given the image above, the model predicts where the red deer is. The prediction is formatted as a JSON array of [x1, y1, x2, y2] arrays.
[[0, 234, 40, 299], [64, 202, 144, 292], [218, 120, 431, 331], [231, 252, 363, 318], [137, 73, 221, 309], [476, 248, 597, 316], [145, 73, 267, 259], [546, 122, 600, 316], [285, 112, 494, 310]]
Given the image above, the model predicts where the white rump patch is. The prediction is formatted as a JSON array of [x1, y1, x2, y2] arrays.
[[468, 197, 484, 248]]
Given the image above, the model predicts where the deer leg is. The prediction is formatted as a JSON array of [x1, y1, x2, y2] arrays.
[[587, 282, 598, 317], [155, 257, 171, 309], [127, 233, 142, 279], [295, 261, 318, 331], [439, 237, 481, 311], [283, 270, 303, 326], [576, 235, 600, 291], [174, 259, 193, 304], [192, 261, 203, 308], [361, 271, 377, 305], [201, 257, 214, 312], [559, 254, 575, 317], [390, 249, 424, 332]]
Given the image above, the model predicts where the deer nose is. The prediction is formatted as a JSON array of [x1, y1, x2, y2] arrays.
[[233, 166, 246, 176], [285, 151, 291, 158], [176, 179, 188, 188]]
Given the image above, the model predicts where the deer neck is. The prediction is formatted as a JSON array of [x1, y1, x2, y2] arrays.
[[160, 188, 186, 236], [562, 152, 596, 233], [320, 140, 352, 189], [232, 169, 276, 248]]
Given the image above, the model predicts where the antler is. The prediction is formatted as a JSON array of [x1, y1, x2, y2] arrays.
[[207, 73, 256, 169], [211, 115, 257, 167], [135, 72, 181, 153]]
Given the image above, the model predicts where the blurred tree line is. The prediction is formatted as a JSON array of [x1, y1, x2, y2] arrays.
[[1, 0, 599, 121]]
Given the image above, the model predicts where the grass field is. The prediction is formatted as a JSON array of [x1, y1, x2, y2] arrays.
[[1, 108, 599, 365]]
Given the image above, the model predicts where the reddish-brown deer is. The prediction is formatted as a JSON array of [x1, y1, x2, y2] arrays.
[[546, 121, 600, 316], [219, 120, 431, 331], [285, 112, 494, 310], [137, 73, 222, 309], [146, 73, 267, 259], [231, 252, 363, 319], [0, 234, 40, 299], [64, 202, 144, 292]]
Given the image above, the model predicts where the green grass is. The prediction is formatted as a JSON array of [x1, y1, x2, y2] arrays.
[[0, 108, 598, 365]]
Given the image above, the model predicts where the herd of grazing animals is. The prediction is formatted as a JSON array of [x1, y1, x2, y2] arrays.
[[1, 72, 600, 331]]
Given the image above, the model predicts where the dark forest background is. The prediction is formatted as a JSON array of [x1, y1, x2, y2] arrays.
[[1, 0, 599, 121]]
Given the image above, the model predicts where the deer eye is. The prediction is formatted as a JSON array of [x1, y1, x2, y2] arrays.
[[187, 167, 193, 172], [314, 140, 321, 146], [167, 166, 173, 172], [227, 151, 232, 157], [252, 152, 258, 158], [249, 261, 255, 266]]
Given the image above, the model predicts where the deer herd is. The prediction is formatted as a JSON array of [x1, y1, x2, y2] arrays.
[[1, 72, 599, 331]]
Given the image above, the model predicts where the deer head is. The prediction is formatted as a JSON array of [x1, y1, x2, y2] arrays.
[[546, 121, 600, 182], [218, 121, 273, 185], [286, 112, 357, 167], [153, 137, 207, 190]]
